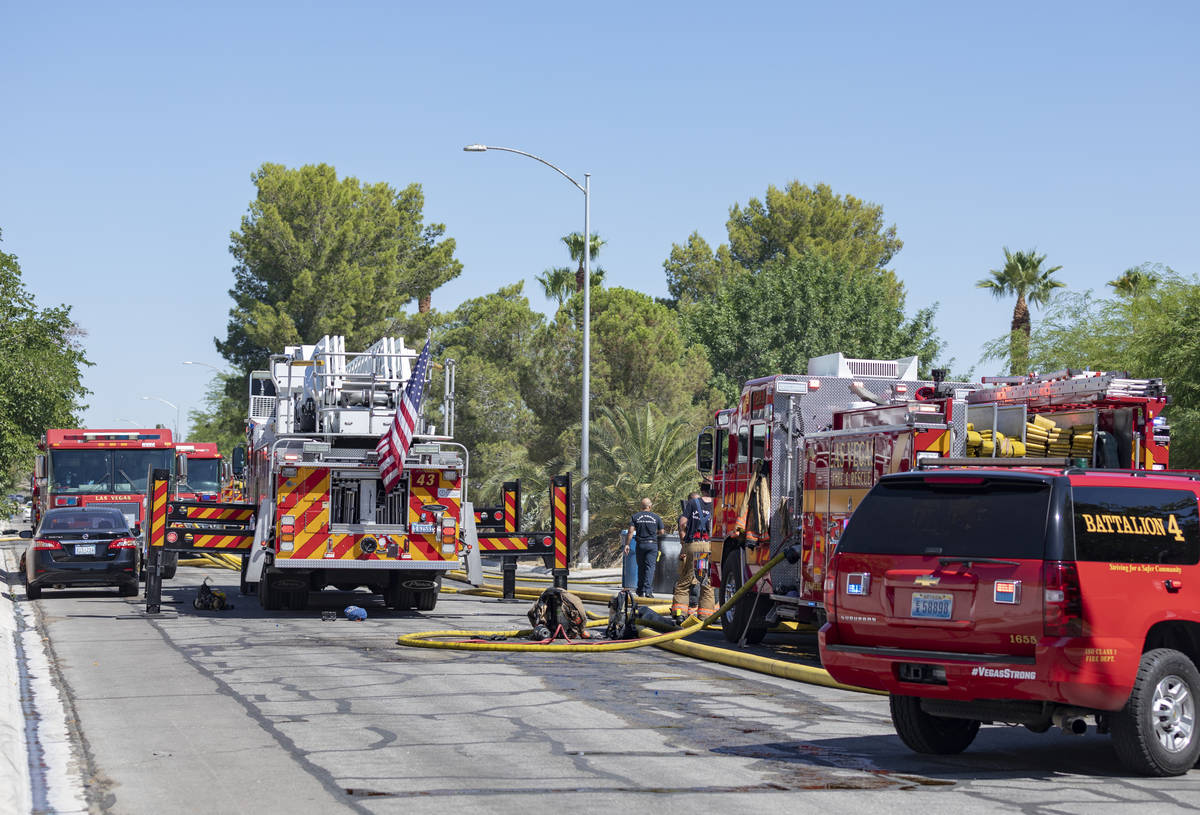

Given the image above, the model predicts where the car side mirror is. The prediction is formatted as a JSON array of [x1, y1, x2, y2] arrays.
[[19, 529, 32, 539]]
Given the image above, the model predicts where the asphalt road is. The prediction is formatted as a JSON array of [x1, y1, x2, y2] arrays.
[[6, 549, 1200, 814]]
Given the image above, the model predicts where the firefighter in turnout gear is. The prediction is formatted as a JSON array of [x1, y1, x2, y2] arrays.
[[672, 488, 715, 622]]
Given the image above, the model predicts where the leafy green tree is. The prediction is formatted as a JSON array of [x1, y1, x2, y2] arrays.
[[726, 181, 903, 273], [662, 232, 740, 306], [562, 232, 605, 292], [686, 254, 944, 400], [186, 372, 246, 457], [535, 267, 575, 306], [523, 287, 715, 462], [588, 403, 698, 564], [1108, 262, 1166, 298], [217, 162, 462, 374], [0, 231, 90, 507], [976, 248, 1065, 374], [425, 284, 544, 476], [983, 273, 1200, 467]]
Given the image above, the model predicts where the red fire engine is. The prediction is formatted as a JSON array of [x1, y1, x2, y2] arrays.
[[173, 442, 223, 502], [33, 428, 175, 531], [238, 335, 469, 612], [697, 355, 1170, 645]]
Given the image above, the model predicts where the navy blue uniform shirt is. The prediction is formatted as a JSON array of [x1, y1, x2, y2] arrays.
[[630, 511, 664, 544]]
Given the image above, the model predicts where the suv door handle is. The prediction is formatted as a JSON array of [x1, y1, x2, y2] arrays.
[[1165, 579, 1183, 593]]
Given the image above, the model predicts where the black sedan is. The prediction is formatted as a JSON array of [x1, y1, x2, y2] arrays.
[[21, 507, 139, 599]]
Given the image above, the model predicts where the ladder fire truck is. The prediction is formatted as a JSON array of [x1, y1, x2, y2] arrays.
[[696, 354, 1170, 644], [229, 334, 473, 611]]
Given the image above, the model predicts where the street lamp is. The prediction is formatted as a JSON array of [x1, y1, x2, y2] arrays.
[[182, 360, 221, 373], [141, 395, 180, 441], [463, 143, 593, 568]]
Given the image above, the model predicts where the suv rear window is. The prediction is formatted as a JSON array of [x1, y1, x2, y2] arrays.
[[839, 477, 1052, 559], [1072, 486, 1200, 565]]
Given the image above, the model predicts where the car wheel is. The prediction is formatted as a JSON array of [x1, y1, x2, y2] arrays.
[[26, 582, 41, 600], [719, 547, 767, 644], [1112, 648, 1200, 776], [890, 694, 981, 755]]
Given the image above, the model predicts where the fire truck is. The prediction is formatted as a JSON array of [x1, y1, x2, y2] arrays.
[[174, 442, 223, 502], [33, 428, 174, 532], [239, 334, 469, 612], [696, 354, 1170, 644]]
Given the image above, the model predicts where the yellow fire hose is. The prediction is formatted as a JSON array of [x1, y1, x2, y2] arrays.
[[399, 550, 878, 695]]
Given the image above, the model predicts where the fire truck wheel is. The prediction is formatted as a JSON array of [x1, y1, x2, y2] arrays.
[[257, 570, 283, 611], [416, 589, 438, 612], [719, 548, 767, 645], [285, 589, 308, 611], [239, 556, 257, 596], [161, 551, 178, 580]]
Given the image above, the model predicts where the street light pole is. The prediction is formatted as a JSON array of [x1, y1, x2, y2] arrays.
[[463, 144, 592, 568], [141, 395, 180, 441], [182, 360, 221, 373]]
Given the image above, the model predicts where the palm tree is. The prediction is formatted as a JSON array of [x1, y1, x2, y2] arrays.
[[562, 232, 606, 292], [535, 267, 576, 307], [588, 403, 698, 565], [977, 248, 1065, 374], [1108, 266, 1159, 298]]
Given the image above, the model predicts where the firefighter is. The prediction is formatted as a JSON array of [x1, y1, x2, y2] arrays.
[[625, 498, 665, 598], [672, 487, 715, 622]]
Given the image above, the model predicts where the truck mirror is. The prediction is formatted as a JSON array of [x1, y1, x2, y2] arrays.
[[177, 454, 188, 485], [696, 430, 715, 473], [34, 455, 45, 479], [232, 445, 246, 476]]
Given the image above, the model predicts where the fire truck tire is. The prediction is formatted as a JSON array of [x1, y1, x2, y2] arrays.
[[285, 589, 308, 611], [161, 551, 178, 580], [239, 556, 257, 596], [890, 694, 980, 755], [720, 548, 767, 645], [258, 570, 283, 611], [416, 589, 438, 612]]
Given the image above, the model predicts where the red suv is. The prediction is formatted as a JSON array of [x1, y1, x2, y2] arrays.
[[819, 467, 1200, 776]]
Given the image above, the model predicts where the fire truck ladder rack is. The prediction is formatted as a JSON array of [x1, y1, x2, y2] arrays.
[[467, 475, 571, 600], [919, 457, 1074, 470], [143, 467, 257, 614], [969, 372, 1166, 407]]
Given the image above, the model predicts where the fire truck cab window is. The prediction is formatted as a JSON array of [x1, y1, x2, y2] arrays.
[[737, 425, 749, 464], [751, 423, 767, 463]]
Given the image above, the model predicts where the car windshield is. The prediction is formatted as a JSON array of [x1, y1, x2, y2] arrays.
[[39, 510, 129, 534], [185, 458, 221, 493], [839, 476, 1053, 560]]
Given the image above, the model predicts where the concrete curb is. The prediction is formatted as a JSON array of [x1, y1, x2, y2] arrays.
[[0, 546, 33, 814]]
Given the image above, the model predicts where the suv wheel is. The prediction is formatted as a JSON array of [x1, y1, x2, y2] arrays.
[[1112, 648, 1200, 776], [890, 694, 981, 754]]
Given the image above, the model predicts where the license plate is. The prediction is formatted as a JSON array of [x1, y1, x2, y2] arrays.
[[74, 543, 96, 556], [911, 592, 952, 620]]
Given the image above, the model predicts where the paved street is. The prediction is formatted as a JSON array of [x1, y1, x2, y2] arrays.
[[4, 542, 1199, 814]]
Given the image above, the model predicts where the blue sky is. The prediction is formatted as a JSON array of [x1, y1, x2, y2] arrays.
[[3, 1, 1197, 436]]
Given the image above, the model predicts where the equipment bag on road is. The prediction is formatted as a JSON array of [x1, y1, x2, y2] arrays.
[[527, 587, 590, 640], [606, 588, 638, 639]]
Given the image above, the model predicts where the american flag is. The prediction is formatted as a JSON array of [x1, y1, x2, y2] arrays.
[[376, 338, 431, 493]]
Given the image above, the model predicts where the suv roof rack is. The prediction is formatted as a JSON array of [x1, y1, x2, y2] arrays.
[[1060, 467, 1200, 482]]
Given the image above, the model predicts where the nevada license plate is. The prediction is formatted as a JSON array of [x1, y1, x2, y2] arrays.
[[74, 543, 96, 556], [911, 592, 952, 620]]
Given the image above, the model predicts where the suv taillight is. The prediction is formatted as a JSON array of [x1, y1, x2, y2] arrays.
[[109, 537, 137, 549], [824, 553, 839, 615], [34, 538, 62, 550], [1043, 560, 1084, 636]]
